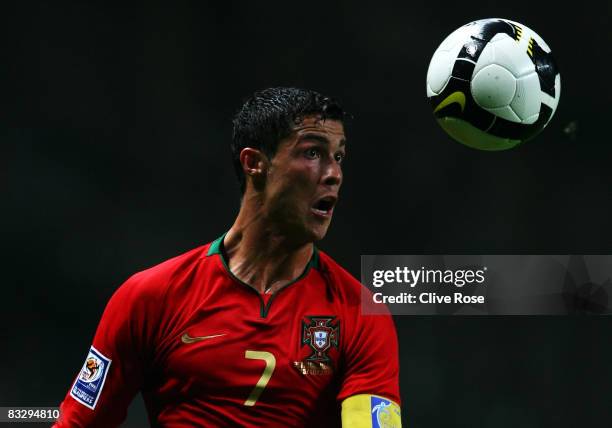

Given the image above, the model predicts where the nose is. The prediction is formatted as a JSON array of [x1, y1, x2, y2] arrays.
[[322, 158, 342, 187]]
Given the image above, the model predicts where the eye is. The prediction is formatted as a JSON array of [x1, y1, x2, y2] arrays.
[[334, 152, 346, 163], [304, 147, 321, 159]]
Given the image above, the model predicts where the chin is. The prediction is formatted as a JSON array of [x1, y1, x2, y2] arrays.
[[307, 224, 331, 242], [281, 216, 331, 244]]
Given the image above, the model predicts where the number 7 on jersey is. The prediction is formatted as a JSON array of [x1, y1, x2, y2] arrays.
[[243, 350, 276, 406]]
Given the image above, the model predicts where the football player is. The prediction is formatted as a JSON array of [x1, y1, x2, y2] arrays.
[[55, 87, 401, 427]]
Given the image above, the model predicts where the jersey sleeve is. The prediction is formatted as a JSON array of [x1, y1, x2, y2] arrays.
[[54, 273, 158, 428], [338, 309, 401, 405]]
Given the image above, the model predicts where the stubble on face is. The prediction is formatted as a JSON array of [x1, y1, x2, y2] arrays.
[[262, 115, 346, 244]]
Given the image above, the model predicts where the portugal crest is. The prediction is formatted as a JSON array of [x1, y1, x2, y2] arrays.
[[301, 316, 339, 362]]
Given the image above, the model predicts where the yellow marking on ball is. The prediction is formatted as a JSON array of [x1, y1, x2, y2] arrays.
[[434, 91, 466, 114]]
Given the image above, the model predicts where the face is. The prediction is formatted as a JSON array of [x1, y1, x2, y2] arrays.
[[262, 115, 346, 243]]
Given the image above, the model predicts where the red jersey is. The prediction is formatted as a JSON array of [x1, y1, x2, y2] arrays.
[[55, 235, 400, 427]]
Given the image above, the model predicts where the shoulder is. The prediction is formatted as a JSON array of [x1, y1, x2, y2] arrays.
[[317, 254, 400, 403], [113, 243, 210, 304], [316, 250, 367, 306], [316, 249, 394, 324]]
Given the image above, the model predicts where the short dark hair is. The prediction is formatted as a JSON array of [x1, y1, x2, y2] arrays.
[[231, 87, 347, 194]]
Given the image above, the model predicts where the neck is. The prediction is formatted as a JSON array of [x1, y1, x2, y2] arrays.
[[223, 194, 314, 294]]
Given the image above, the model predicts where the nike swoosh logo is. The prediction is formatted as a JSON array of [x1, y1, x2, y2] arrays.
[[181, 333, 226, 344], [434, 91, 466, 113]]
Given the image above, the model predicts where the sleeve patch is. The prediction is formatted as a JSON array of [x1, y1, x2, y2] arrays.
[[371, 396, 401, 428], [69, 346, 112, 410], [342, 394, 401, 428]]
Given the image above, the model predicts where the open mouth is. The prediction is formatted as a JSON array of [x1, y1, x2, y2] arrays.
[[311, 196, 337, 217]]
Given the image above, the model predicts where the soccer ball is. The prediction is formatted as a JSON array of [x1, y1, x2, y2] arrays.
[[426, 19, 561, 150]]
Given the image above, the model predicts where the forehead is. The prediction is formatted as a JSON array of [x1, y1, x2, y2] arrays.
[[291, 115, 345, 140]]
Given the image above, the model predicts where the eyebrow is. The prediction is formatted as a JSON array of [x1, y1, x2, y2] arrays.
[[297, 133, 346, 147]]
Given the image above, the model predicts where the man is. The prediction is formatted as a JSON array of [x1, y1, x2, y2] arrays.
[[55, 87, 401, 427]]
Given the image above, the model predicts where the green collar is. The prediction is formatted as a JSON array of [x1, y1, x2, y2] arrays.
[[207, 232, 319, 271]]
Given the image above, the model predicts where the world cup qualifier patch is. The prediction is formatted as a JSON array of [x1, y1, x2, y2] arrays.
[[70, 346, 112, 410]]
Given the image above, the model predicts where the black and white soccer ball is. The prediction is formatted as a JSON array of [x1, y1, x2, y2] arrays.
[[426, 18, 561, 150]]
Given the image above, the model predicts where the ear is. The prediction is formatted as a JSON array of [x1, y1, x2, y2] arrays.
[[239, 148, 267, 177], [240, 148, 268, 192]]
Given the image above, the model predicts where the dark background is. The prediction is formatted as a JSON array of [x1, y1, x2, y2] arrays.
[[3, 1, 612, 427]]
